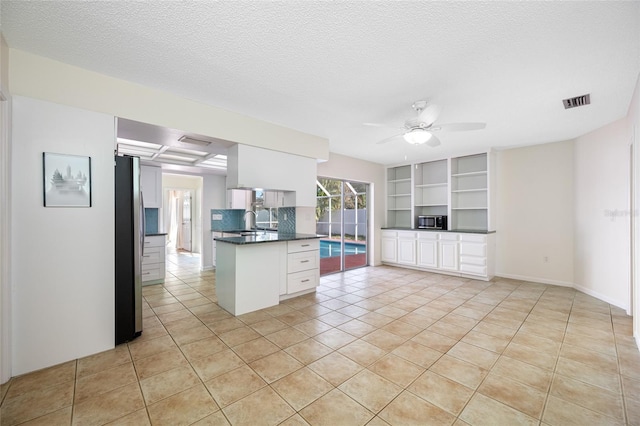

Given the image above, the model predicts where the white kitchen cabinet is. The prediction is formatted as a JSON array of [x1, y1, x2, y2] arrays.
[[141, 165, 162, 208], [439, 233, 459, 271], [417, 233, 439, 268], [397, 231, 417, 265], [283, 239, 320, 297], [142, 234, 166, 284], [459, 233, 494, 277], [381, 231, 398, 263], [264, 191, 284, 208], [227, 189, 250, 209]]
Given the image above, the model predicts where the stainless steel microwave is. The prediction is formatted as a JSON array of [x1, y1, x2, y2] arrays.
[[418, 215, 447, 230]]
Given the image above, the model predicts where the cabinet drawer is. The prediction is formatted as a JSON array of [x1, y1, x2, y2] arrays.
[[288, 239, 319, 253], [418, 232, 439, 240], [460, 234, 487, 243], [287, 269, 319, 294], [288, 251, 319, 273], [144, 236, 166, 248], [397, 231, 417, 239], [142, 247, 165, 264], [460, 255, 486, 266], [382, 230, 397, 238], [459, 263, 487, 276], [440, 233, 459, 241], [459, 243, 486, 257], [142, 266, 163, 282]]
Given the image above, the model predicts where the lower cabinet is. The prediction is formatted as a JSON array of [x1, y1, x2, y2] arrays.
[[282, 239, 320, 298], [142, 235, 166, 285], [382, 230, 495, 280]]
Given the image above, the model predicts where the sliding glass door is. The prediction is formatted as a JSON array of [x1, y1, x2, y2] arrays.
[[316, 178, 368, 275]]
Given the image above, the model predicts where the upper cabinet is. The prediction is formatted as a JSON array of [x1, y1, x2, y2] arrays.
[[385, 152, 495, 232], [141, 165, 162, 208]]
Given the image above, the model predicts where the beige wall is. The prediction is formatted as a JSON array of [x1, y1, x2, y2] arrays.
[[317, 153, 385, 266], [495, 141, 575, 286], [8, 49, 329, 161]]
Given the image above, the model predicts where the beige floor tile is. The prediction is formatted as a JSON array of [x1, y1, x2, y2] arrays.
[[190, 349, 245, 381], [105, 408, 150, 425], [502, 341, 558, 371], [447, 341, 499, 370], [271, 367, 334, 411], [407, 370, 473, 416], [338, 339, 388, 367], [428, 321, 470, 340], [491, 355, 553, 392], [191, 410, 231, 425], [139, 364, 200, 404], [411, 329, 457, 353], [18, 406, 72, 426], [276, 310, 312, 326], [460, 393, 538, 426], [359, 312, 395, 327], [368, 354, 425, 387], [204, 365, 266, 407], [543, 395, 625, 426], [223, 386, 295, 426], [550, 374, 625, 421], [250, 351, 303, 383], [378, 390, 456, 425], [293, 318, 334, 337], [317, 311, 353, 327], [232, 336, 281, 363], [308, 352, 363, 386], [460, 330, 510, 354], [133, 346, 189, 380], [147, 383, 218, 426], [250, 318, 289, 335], [6, 361, 76, 398], [299, 388, 373, 425], [218, 326, 261, 347], [170, 324, 215, 345], [72, 382, 144, 426], [556, 356, 622, 393], [265, 328, 309, 349], [77, 345, 131, 378], [626, 397, 640, 426], [314, 328, 357, 349], [381, 320, 422, 339], [560, 342, 619, 373], [336, 304, 369, 318], [511, 330, 562, 355], [179, 336, 228, 362], [361, 329, 407, 352], [339, 369, 402, 413], [392, 340, 442, 368], [284, 339, 333, 365], [75, 362, 137, 403], [128, 335, 177, 361], [1, 381, 74, 425], [337, 318, 378, 337], [478, 372, 546, 419], [623, 375, 640, 402], [429, 354, 488, 390], [207, 317, 246, 334], [156, 307, 193, 324], [296, 304, 333, 318], [472, 321, 518, 340], [163, 316, 203, 333]]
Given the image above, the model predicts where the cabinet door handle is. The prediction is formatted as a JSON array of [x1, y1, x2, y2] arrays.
[[301, 244, 310, 247], [301, 279, 310, 283], [142, 272, 151, 276], [300, 260, 309, 263]]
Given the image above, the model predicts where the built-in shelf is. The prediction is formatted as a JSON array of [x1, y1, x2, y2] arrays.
[[416, 203, 448, 207], [451, 171, 487, 178], [388, 178, 411, 183], [452, 207, 488, 210], [388, 208, 412, 211], [451, 188, 487, 193], [388, 193, 412, 197], [415, 183, 448, 188]]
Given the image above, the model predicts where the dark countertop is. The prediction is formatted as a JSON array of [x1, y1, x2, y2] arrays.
[[215, 233, 322, 245], [145, 233, 168, 236], [382, 227, 496, 234]]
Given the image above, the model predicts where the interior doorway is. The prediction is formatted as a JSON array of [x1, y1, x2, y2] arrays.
[[167, 189, 193, 252], [162, 174, 203, 263]]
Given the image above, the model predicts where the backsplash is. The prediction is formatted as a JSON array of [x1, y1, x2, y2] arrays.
[[278, 207, 296, 234], [144, 208, 159, 234], [211, 209, 245, 231]]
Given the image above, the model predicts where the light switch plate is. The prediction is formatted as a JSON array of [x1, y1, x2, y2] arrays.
[[212, 214, 223, 220]]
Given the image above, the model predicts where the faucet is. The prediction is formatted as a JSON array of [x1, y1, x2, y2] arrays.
[[243, 210, 257, 230]]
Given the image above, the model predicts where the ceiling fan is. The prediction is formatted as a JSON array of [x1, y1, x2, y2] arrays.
[[365, 100, 486, 147]]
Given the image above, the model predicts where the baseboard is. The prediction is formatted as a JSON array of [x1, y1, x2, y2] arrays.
[[494, 272, 574, 287], [572, 283, 629, 311]]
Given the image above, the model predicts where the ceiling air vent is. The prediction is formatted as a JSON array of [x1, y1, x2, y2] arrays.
[[563, 94, 591, 109]]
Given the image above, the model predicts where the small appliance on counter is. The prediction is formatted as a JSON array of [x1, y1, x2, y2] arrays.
[[418, 215, 447, 230]]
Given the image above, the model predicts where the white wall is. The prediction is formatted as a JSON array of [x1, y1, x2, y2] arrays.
[[574, 118, 631, 310], [495, 141, 575, 286], [317, 153, 385, 266], [11, 96, 115, 375], [629, 73, 640, 342], [9, 49, 329, 161]]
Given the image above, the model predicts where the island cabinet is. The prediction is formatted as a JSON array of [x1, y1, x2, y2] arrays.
[[381, 230, 495, 281], [142, 234, 166, 285], [282, 239, 320, 298]]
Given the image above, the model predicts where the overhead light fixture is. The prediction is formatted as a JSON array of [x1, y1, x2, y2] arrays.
[[178, 135, 211, 147], [403, 129, 432, 145]]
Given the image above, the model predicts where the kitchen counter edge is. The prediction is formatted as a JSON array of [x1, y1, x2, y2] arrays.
[[215, 233, 323, 245], [381, 228, 496, 234]]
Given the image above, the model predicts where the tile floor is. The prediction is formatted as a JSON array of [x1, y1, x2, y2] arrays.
[[1, 250, 639, 425]]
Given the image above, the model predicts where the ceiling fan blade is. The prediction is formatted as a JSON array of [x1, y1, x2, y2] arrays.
[[436, 122, 486, 132], [418, 104, 442, 127], [363, 122, 401, 129], [376, 134, 403, 144], [427, 134, 441, 147]]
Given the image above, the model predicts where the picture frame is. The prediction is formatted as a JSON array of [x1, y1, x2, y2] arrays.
[[43, 152, 92, 207]]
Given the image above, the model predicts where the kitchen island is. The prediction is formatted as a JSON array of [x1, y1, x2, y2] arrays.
[[214, 232, 320, 316]]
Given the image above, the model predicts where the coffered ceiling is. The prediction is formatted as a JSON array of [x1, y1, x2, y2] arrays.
[[2, 1, 639, 166]]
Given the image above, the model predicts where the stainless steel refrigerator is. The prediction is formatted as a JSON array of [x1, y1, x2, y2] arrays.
[[115, 155, 143, 344]]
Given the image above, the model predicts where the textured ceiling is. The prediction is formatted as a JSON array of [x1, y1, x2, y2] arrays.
[[2, 1, 639, 165]]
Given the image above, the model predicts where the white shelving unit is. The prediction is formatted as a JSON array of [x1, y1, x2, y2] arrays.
[[450, 153, 489, 231], [414, 159, 448, 227], [386, 165, 412, 228]]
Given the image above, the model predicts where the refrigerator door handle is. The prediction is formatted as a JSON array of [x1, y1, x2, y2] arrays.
[[140, 191, 145, 257]]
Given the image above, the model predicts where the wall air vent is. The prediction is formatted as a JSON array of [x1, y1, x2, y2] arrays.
[[562, 94, 591, 109]]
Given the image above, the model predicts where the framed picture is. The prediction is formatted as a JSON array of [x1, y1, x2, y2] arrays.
[[43, 152, 92, 207]]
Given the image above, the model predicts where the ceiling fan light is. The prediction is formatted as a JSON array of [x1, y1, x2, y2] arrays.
[[403, 129, 432, 145]]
